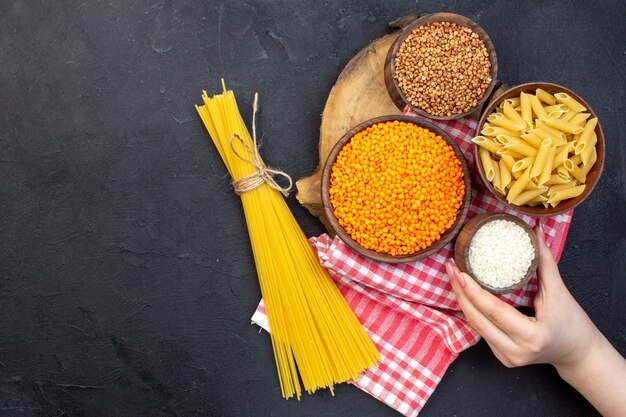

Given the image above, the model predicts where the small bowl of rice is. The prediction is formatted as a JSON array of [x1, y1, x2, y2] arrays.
[[454, 213, 539, 294]]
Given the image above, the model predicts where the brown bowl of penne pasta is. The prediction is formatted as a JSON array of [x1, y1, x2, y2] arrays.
[[473, 82, 605, 216]]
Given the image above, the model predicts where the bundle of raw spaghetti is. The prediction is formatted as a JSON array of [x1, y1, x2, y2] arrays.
[[195, 82, 379, 399]]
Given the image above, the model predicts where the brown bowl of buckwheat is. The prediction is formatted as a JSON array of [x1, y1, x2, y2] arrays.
[[384, 12, 498, 120]]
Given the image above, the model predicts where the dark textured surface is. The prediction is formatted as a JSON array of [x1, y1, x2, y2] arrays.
[[0, 1, 624, 416]]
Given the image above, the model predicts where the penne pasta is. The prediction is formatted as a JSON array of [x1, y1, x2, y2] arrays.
[[487, 112, 501, 122], [579, 131, 598, 166], [495, 134, 515, 145], [569, 112, 590, 127], [551, 145, 570, 170], [569, 154, 583, 166], [530, 138, 553, 178], [511, 188, 548, 206], [536, 88, 557, 105], [548, 180, 577, 196], [502, 101, 527, 130], [492, 160, 502, 193], [530, 127, 551, 140], [546, 109, 565, 119], [558, 110, 579, 123], [557, 165, 571, 181], [481, 125, 521, 138], [512, 156, 535, 172], [527, 194, 549, 205], [535, 120, 566, 143], [548, 184, 586, 207], [574, 117, 598, 156], [545, 118, 584, 135], [504, 97, 521, 108], [479, 147, 495, 182], [538, 144, 557, 185], [580, 148, 597, 176], [563, 158, 586, 183], [499, 154, 520, 179], [490, 112, 525, 132], [529, 94, 549, 120], [500, 154, 515, 172], [544, 104, 567, 114], [505, 139, 538, 156], [544, 174, 571, 186], [472, 136, 502, 154], [520, 92, 533, 129], [497, 148, 526, 159], [499, 158, 512, 189], [507, 167, 531, 202], [526, 178, 545, 191], [554, 93, 587, 112], [520, 132, 543, 148]]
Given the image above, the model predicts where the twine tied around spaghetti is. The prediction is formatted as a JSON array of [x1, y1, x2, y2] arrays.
[[229, 93, 293, 197]]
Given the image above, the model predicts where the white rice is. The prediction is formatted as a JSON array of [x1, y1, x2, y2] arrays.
[[467, 219, 534, 288]]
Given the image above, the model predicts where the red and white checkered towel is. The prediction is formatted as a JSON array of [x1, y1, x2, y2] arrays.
[[252, 112, 573, 417]]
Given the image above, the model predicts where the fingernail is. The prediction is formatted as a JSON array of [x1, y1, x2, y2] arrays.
[[446, 261, 466, 288], [445, 261, 454, 278], [454, 270, 466, 288], [535, 222, 547, 245]]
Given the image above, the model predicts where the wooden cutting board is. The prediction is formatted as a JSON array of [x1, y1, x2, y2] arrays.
[[296, 15, 503, 232]]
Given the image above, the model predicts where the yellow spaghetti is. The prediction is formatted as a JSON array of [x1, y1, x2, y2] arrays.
[[196, 81, 379, 399]]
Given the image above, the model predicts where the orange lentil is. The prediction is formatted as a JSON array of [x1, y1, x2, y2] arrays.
[[329, 121, 465, 256]]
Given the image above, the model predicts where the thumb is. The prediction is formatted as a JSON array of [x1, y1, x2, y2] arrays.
[[534, 223, 565, 309]]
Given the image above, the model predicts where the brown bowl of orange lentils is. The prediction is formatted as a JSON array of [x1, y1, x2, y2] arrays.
[[321, 115, 472, 263]]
